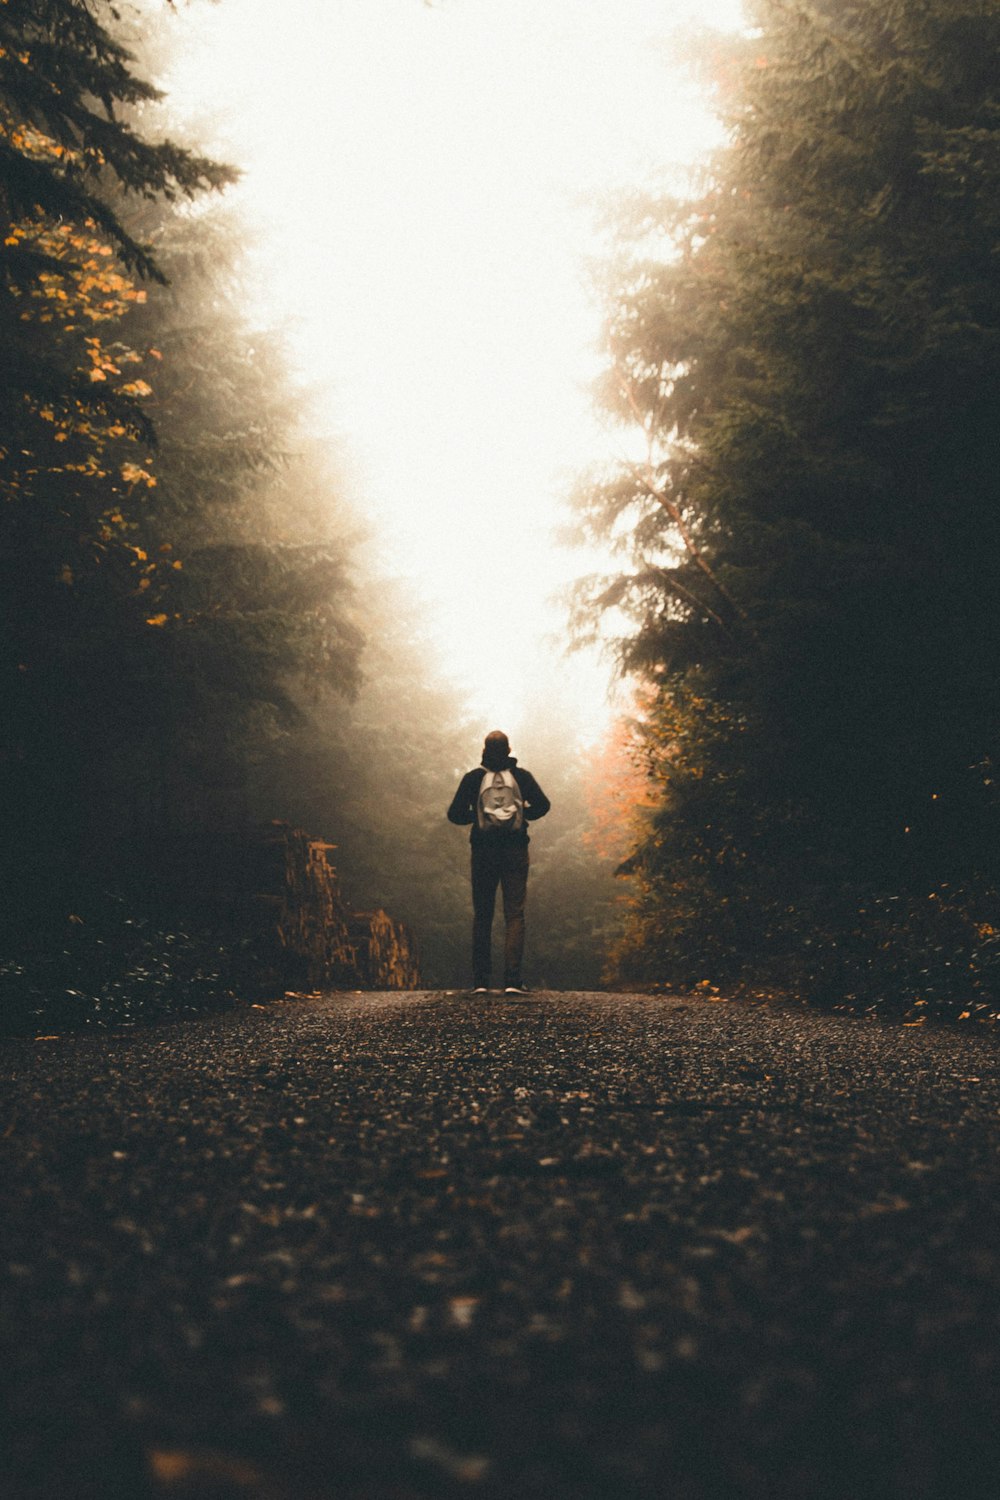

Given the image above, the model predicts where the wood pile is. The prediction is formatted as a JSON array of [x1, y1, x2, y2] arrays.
[[245, 823, 420, 994], [347, 909, 421, 990]]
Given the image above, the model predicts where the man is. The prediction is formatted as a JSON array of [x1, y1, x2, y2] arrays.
[[447, 730, 551, 994]]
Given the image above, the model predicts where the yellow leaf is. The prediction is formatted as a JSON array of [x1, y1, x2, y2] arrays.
[[147, 1450, 265, 1487], [120, 463, 154, 486]]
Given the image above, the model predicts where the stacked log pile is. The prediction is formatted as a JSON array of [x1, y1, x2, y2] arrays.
[[245, 823, 420, 994], [347, 910, 421, 990]]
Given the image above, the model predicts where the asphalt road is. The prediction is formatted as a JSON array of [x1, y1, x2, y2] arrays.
[[2, 990, 999, 1500]]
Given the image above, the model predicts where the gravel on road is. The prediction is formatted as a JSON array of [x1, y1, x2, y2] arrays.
[[2, 990, 999, 1500]]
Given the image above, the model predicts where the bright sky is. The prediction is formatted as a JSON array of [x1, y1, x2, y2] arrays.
[[165, 0, 743, 744]]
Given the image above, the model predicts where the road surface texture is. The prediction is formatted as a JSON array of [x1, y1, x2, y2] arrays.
[[2, 990, 999, 1500]]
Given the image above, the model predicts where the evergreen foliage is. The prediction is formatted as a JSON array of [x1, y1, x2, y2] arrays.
[[578, 0, 1000, 1015], [0, 1, 368, 961], [94, 199, 367, 907], [0, 0, 238, 931], [0, 0, 235, 426]]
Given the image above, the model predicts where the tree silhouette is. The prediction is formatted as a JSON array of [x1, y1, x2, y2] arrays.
[[577, 0, 1000, 1012]]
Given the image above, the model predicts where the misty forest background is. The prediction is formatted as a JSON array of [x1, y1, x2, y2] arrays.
[[2, 0, 1000, 1029]]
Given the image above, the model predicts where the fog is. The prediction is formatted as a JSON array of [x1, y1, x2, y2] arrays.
[[163, 0, 744, 745]]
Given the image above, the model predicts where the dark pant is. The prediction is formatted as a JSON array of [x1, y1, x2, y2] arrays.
[[471, 838, 529, 987]]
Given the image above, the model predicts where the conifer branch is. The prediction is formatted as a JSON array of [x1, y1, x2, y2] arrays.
[[648, 567, 733, 636], [767, 0, 924, 89], [616, 369, 757, 643]]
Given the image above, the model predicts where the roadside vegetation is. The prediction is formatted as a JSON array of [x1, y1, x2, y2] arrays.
[[576, 0, 1000, 1025]]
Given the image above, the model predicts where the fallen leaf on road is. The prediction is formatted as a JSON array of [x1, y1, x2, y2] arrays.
[[858, 1195, 911, 1217], [148, 1448, 266, 1490], [410, 1435, 491, 1483], [448, 1295, 480, 1328], [713, 1225, 759, 1245]]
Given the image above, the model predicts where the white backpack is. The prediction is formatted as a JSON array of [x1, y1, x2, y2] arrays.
[[477, 769, 524, 834]]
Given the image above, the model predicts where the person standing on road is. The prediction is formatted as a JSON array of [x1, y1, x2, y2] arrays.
[[447, 730, 551, 994]]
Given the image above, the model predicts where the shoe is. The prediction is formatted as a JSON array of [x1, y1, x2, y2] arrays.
[[504, 984, 530, 995]]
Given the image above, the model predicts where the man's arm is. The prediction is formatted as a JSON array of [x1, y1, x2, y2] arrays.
[[519, 770, 551, 821], [447, 771, 478, 825]]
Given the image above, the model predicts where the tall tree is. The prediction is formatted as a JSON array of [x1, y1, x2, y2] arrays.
[[88, 198, 366, 901], [577, 0, 1000, 1004], [0, 0, 234, 429], [0, 0, 237, 927]]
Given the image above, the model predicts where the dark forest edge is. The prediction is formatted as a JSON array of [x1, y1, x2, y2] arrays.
[[3, 0, 1000, 1034], [571, 0, 1000, 1029]]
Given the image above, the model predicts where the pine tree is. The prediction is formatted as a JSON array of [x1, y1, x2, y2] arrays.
[[578, 0, 1000, 1006], [0, 0, 234, 427], [0, 0, 235, 928]]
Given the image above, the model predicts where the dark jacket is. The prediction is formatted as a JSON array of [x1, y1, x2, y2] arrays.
[[447, 756, 551, 845]]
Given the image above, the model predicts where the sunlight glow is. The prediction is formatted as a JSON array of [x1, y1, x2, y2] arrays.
[[165, 0, 744, 744]]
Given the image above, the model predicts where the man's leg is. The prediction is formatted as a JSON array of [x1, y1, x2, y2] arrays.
[[499, 842, 529, 988], [470, 845, 500, 988]]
